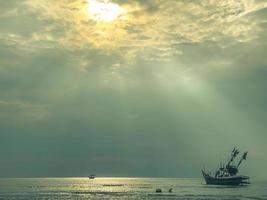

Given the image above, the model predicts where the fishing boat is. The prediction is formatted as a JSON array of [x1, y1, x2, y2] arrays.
[[89, 174, 96, 179], [202, 148, 250, 185]]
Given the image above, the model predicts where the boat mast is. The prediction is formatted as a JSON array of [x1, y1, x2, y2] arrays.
[[237, 152, 248, 168], [227, 147, 239, 166]]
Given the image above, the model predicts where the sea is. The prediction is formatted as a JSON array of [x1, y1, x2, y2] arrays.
[[0, 178, 266, 200]]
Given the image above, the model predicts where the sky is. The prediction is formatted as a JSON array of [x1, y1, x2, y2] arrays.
[[0, 0, 267, 178]]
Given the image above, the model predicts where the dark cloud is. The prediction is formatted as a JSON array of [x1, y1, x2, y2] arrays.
[[114, 0, 159, 13]]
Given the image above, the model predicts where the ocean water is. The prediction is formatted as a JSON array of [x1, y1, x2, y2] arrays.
[[0, 178, 266, 200]]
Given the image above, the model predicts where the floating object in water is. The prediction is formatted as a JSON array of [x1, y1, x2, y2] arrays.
[[202, 147, 250, 185], [155, 188, 162, 193], [168, 188, 173, 193]]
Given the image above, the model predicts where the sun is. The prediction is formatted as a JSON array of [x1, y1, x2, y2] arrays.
[[88, 0, 123, 22]]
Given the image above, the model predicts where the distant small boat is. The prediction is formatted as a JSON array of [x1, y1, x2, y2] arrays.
[[89, 174, 96, 179], [202, 147, 250, 186]]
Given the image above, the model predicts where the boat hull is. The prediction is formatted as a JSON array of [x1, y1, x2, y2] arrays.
[[89, 175, 95, 179], [201, 170, 249, 186]]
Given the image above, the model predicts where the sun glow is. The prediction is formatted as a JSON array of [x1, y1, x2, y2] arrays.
[[88, 0, 123, 22]]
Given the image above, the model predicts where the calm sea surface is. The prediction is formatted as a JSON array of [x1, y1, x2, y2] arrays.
[[0, 178, 266, 200]]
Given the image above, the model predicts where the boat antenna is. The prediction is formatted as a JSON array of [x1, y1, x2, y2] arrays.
[[237, 152, 248, 168]]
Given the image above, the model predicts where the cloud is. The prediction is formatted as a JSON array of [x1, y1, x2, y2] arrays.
[[1, 0, 265, 67], [0, 100, 49, 122], [20, 0, 267, 60], [0, 0, 267, 65]]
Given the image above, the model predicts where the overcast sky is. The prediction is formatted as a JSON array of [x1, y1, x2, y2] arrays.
[[1, 0, 267, 178]]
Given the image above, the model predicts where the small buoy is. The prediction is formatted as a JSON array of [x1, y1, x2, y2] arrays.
[[156, 188, 162, 193], [168, 188, 173, 193]]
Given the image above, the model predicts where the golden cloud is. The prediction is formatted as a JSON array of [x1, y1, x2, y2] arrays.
[[25, 0, 267, 57]]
